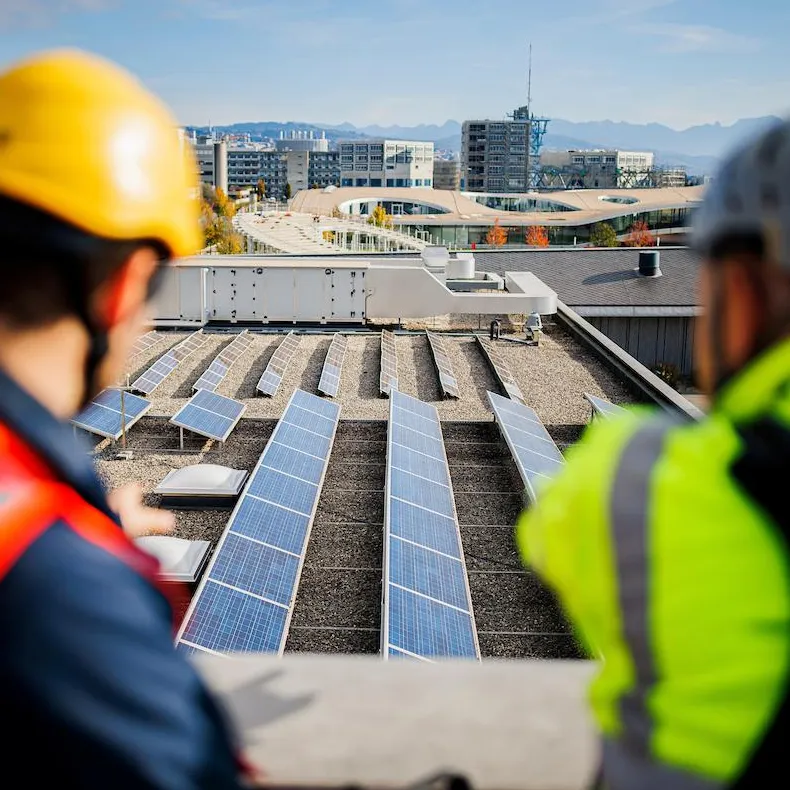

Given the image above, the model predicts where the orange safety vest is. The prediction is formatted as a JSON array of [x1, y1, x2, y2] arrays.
[[0, 421, 189, 627]]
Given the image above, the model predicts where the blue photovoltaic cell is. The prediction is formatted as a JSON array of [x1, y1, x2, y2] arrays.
[[488, 391, 564, 501], [170, 390, 246, 442], [72, 388, 151, 440], [262, 442, 325, 484], [391, 423, 444, 459], [388, 585, 477, 659], [389, 499, 461, 559], [209, 533, 299, 606], [390, 468, 453, 515], [177, 389, 340, 657], [384, 390, 479, 661], [390, 443, 451, 486], [585, 393, 626, 419], [283, 404, 336, 437], [292, 388, 339, 420], [247, 467, 317, 515], [229, 497, 310, 555], [180, 581, 288, 654], [389, 538, 469, 610], [274, 422, 332, 457]]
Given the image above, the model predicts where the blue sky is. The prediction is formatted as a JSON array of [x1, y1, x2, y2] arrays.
[[0, 0, 788, 129]]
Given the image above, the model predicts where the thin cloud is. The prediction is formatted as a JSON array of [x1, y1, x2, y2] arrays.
[[569, 0, 679, 25], [645, 23, 760, 54], [0, 1, 115, 30]]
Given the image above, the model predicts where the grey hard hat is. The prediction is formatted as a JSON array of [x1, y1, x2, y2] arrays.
[[693, 118, 790, 269]]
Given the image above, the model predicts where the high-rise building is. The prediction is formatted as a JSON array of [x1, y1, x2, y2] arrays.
[[433, 159, 460, 191], [461, 109, 531, 193], [339, 140, 434, 188]]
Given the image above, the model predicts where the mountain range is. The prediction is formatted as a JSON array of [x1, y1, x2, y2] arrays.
[[189, 115, 783, 176]]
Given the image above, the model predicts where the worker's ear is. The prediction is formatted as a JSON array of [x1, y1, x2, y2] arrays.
[[722, 258, 765, 368], [95, 248, 160, 328]]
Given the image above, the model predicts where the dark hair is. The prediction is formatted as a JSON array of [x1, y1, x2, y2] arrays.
[[0, 194, 165, 328]]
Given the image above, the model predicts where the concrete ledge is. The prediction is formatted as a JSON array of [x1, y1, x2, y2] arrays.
[[195, 653, 599, 790]]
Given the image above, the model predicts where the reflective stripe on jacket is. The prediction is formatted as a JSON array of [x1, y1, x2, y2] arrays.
[[517, 337, 790, 788]]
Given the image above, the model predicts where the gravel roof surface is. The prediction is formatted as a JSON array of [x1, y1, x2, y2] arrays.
[[89, 324, 623, 659]]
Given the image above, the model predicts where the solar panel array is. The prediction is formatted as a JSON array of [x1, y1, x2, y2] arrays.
[[72, 388, 152, 441], [477, 337, 525, 404], [131, 331, 160, 357], [488, 391, 564, 504], [177, 389, 341, 655], [170, 389, 247, 443], [257, 332, 301, 396], [193, 331, 253, 393], [426, 332, 460, 398], [380, 330, 399, 396], [317, 334, 348, 398], [131, 332, 209, 395], [584, 393, 626, 420], [383, 390, 479, 661]]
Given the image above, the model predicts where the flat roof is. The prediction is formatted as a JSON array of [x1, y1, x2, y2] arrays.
[[94, 325, 635, 660]]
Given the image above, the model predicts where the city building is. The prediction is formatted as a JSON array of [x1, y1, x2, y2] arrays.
[[275, 129, 330, 153], [657, 166, 688, 189], [433, 158, 461, 190], [461, 109, 531, 193], [339, 140, 435, 188], [539, 149, 656, 189]]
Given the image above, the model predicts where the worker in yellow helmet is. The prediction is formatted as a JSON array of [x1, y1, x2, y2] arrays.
[[517, 120, 790, 788], [0, 50, 256, 787]]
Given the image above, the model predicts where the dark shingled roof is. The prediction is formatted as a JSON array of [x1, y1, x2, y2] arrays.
[[473, 248, 699, 309]]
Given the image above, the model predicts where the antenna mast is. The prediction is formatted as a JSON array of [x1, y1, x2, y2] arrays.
[[527, 43, 533, 116]]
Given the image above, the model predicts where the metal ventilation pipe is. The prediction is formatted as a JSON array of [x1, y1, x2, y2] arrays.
[[638, 250, 661, 277]]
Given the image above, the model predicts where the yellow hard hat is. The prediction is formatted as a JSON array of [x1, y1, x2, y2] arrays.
[[0, 49, 200, 258]]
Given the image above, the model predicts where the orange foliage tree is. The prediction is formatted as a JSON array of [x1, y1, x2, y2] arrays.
[[624, 220, 656, 247], [525, 225, 550, 247], [485, 218, 508, 246]]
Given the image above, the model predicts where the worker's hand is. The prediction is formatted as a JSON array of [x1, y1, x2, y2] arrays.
[[107, 483, 175, 539]]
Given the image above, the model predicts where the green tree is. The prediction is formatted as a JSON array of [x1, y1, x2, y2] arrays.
[[368, 204, 392, 229], [589, 222, 618, 247], [256, 178, 266, 199], [284, 183, 293, 200]]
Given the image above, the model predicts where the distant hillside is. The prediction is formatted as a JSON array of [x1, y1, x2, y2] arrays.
[[191, 115, 783, 176]]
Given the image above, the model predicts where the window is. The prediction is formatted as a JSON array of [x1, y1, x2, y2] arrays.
[[415, 179, 422, 187], [355, 178, 368, 187], [370, 178, 382, 187], [395, 178, 405, 187], [425, 179, 432, 187], [572, 156, 584, 164], [341, 178, 353, 186]]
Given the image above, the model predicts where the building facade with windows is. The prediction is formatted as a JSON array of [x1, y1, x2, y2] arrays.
[[339, 140, 434, 188], [433, 159, 461, 191], [539, 149, 656, 189], [461, 115, 531, 193]]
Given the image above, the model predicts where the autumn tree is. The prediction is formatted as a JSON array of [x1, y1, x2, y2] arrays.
[[589, 222, 618, 247], [215, 231, 245, 255], [213, 187, 236, 218], [525, 225, 550, 247], [624, 220, 656, 247], [485, 218, 507, 247], [256, 178, 266, 199], [368, 204, 392, 229], [322, 230, 336, 243]]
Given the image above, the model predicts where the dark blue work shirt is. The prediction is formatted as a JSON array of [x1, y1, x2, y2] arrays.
[[0, 369, 245, 789]]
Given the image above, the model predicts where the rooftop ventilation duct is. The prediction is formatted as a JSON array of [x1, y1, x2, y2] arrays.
[[638, 250, 661, 278]]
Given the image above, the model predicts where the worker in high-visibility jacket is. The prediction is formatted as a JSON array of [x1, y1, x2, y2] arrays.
[[0, 51, 254, 787], [518, 120, 790, 789]]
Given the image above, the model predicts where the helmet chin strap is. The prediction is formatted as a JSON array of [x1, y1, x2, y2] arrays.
[[65, 267, 109, 410]]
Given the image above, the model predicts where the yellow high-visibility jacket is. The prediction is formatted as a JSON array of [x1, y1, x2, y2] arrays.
[[517, 338, 790, 789]]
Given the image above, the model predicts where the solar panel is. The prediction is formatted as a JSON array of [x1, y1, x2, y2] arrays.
[[176, 389, 341, 656], [477, 337, 525, 404], [71, 388, 152, 441], [193, 331, 253, 393], [383, 390, 479, 661], [426, 331, 460, 398], [131, 331, 209, 395], [170, 389, 247, 442], [487, 391, 564, 504], [584, 393, 626, 420], [380, 330, 399, 396], [131, 331, 160, 356], [256, 332, 301, 396], [317, 334, 348, 398]]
